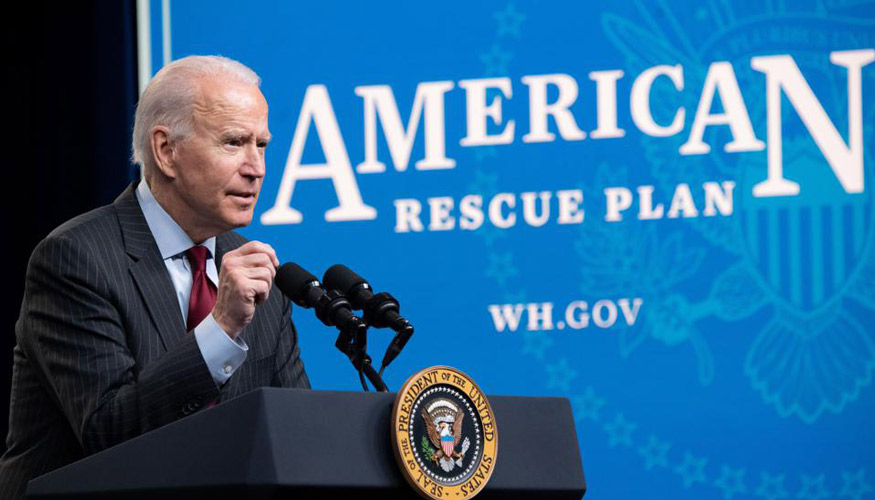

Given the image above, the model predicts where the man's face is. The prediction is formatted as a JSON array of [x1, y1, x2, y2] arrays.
[[169, 76, 270, 239]]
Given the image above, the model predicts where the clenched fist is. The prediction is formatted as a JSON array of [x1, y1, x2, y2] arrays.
[[212, 241, 280, 339]]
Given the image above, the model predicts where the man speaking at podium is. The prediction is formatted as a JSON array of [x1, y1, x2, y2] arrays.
[[0, 56, 310, 499]]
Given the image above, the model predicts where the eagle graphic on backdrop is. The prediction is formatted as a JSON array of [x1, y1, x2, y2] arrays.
[[421, 399, 471, 472]]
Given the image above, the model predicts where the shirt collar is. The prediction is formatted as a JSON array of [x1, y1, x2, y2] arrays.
[[135, 178, 216, 260]]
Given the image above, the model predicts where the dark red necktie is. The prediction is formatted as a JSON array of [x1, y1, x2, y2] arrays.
[[185, 245, 217, 332]]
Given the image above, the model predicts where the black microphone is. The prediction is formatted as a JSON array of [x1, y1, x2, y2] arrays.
[[323, 264, 414, 374], [275, 262, 361, 332], [323, 264, 410, 331]]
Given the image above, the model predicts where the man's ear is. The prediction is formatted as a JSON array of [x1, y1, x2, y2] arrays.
[[150, 126, 178, 179]]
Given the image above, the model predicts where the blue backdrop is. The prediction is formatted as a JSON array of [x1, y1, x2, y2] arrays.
[[150, 1, 875, 499]]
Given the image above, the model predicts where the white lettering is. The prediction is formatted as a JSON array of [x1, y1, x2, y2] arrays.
[[527, 302, 555, 331], [667, 183, 699, 218], [521, 191, 551, 227], [592, 300, 618, 328], [751, 49, 874, 197], [355, 81, 455, 173], [488, 193, 517, 228], [262, 85, 376, 225], [459, 77, 515, 146], [394, 199, 424, 233], [565, 301, 590, 329], [631, 64, 685, 137], [589, 70, 626, 139], [557, 190, 585, 224], [604, 187, 633, 221], [617, 298, 643, 326], [427, 197, 455, 231], [680, 62, 764, 155], [459, 194, 484, 230], [637, 185, 664, 220], [488, 304, 525, 332], [703, 181, 735, 216], [522, 74, 587, 143]]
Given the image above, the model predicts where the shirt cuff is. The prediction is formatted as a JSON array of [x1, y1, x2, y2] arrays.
[[193, 313, 249, 384]]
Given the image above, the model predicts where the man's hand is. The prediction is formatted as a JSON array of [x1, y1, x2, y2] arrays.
[[212, 241, 280, 339]]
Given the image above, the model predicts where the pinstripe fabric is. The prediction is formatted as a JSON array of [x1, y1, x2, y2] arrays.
[[0, 183, 309, 500]]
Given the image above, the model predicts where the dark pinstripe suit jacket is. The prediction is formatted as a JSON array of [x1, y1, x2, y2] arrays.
[[0, 183, 310, 499]]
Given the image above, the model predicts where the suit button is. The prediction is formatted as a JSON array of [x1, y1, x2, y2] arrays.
[[180, 399, 201, 416]]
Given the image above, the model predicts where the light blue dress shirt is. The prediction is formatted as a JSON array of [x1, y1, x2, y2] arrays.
[[135, 179, 248, 384]]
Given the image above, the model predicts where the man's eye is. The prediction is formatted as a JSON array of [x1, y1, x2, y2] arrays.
[[226, 139, 242, 147], [257, 141, 268, 148]]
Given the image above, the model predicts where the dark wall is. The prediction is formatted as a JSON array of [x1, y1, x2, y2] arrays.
[[0, 1, 138, 453]]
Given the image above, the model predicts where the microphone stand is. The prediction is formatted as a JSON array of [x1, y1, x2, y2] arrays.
[[334, 321, 388, 392], [313, 289, 387, 392]]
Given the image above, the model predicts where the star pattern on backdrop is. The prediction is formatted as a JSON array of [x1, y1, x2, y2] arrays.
[[714, 465, 747, 500], [485, 252, 518, 286], [638, 435, 671, 470], [754, 473, 789, 500], [544, 358, 577, 392], [466, 169, 500, 197], [674, 451, 707, 488], [521, 330, 553, 360], [603, 412, 637, 448], [502, 289, 527, 303], [571, 386, 606, 421], [840, 469, 873, 500], [476, 224, 509, 247], [480, 43, 513, 76], [493, 3, 526, 38], [797, 474, 831, 500], [475, 146, 498, 162]]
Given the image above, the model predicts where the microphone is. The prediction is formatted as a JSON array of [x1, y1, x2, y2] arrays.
[[275, 262, 361, 332], [323, 264, 409, 331], [275, 262, 387, 392], [323, 264, 414, 375]]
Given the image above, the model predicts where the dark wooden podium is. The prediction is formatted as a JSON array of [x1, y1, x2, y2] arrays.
[[27, 388, 586, 499]]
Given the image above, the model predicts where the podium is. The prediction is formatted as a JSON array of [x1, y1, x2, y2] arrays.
[[27, 388, 586, 499]]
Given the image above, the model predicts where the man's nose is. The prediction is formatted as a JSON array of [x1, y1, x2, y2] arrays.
[[240, 143, 265, 179]]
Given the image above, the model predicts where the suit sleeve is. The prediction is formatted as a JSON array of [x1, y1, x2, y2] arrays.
[[270, 291, 310, 389], [20, 233, 221, 454]]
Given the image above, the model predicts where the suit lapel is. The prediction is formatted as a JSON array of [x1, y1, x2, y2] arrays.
[[114, 182, 187, 350], [214, 232, 234, 275]]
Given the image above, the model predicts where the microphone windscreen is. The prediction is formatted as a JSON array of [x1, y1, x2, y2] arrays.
[[276, 262, 319, 303], [323, 264, 366, 294]]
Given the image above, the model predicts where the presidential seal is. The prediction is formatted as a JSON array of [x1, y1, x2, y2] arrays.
[[391, 366, 498, 500]]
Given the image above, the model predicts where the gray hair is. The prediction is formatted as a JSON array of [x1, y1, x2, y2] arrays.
[[131, 55, 261, 170]]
